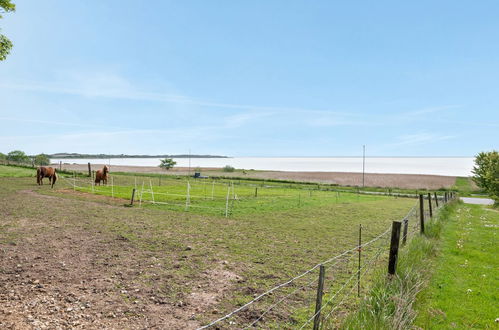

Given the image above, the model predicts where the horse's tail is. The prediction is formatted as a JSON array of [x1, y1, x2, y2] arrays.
[[51, 169, 57, 188], [36, 167, 41, 185]]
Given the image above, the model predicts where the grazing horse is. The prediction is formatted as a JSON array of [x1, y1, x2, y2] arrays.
[[37, 166, 57, 188], [95, 165, 109, 186]]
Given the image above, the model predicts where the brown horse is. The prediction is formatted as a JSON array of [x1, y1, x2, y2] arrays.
[[37, 166, 57, 188], [95, 165, 109, 185]]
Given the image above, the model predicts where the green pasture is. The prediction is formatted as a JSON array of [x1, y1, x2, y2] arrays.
[[0, 164, 36, 177], [0, 164, 437, 327], [64, 173, 395, 217]]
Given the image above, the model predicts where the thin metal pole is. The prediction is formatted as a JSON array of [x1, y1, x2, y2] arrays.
[[150, 180, 155, 204], [362, 145, 366, 187], [139, 181, 144, 207], [188, 149, 191, 177], [225, 185, 230, 217], [185, 181, 191, 211], [211, 181, 215, 200], [358, 224, 362, 297], [111, 176, 114, 198]]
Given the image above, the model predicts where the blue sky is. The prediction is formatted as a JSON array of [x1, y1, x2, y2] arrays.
[[0, 0, 497, 156]]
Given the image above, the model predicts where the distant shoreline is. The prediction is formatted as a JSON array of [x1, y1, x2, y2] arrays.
[[55, 163, 460, 189], [47, 154, 229, 159]]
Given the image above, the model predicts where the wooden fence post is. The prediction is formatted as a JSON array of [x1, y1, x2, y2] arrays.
[[388, 221, 402, 275], [255, 187, 258, 197], [87, 162, 91, 177], [313, 265, 326, 330], [444, 192, 448, 203], [59, 161, 62, 171], [130, 188, 136, 205], [402, 218, 408, 245], [419, 194, 425, 234], [434, 192, 439, 208], [428, 193, 433, 218]]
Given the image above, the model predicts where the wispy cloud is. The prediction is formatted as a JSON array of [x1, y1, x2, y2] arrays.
[[0, 72, 357, 115], [305, 115, 379, 127], [223, 112, 275, 128], [399, 105, 461, 117], [0, 116, 126, 130], [390, 132, 456, 147]]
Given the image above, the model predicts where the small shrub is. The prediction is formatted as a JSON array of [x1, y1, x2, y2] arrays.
[[223, 165, 235, 172]]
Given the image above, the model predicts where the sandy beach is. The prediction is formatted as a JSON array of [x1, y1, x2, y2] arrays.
[[56, 163, 458, 189]]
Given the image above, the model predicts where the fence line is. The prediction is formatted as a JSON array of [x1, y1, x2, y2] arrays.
[[197, 194, 455, 329], [299, 238, 388, 329], [198, 210, 403, 329]]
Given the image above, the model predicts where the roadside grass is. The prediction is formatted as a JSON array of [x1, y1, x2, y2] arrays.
[[452, 177, 483, 197], [0, 169, 417, 327], [415, 204, 499, 329], [338, 201, 457, 329]]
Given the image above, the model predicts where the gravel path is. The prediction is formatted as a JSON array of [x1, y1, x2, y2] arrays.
[[460, 197, 495, 205]]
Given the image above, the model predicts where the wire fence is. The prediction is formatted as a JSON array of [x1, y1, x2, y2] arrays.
[[196, 192, 456, 329], [58, 172, 397, 217]]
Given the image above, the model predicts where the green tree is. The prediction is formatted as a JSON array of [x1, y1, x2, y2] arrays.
[[472, 151, 499, 204], [0, 0, 15, 61], [159, 158, 177, 170], [34, 153, 50, 166], [0, 152, 6, 160], [7, 150, 30, 163]]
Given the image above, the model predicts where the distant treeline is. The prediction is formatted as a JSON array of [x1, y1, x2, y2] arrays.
[[48, 153, 229, 159]]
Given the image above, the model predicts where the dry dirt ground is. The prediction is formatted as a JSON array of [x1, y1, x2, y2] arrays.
[[59, 164, 457, 190], [0, 179, 239, 329]]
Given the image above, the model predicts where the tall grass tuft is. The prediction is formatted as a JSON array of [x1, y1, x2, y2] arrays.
[[339, 201, 458, 329]]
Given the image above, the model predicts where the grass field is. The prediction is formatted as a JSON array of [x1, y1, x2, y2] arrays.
[[415, 204, 499, 328], [452, 177, 482, 197], [63, 173, 392, 217], [0, 164, 420, 328], [0, 165, 35, 177]]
